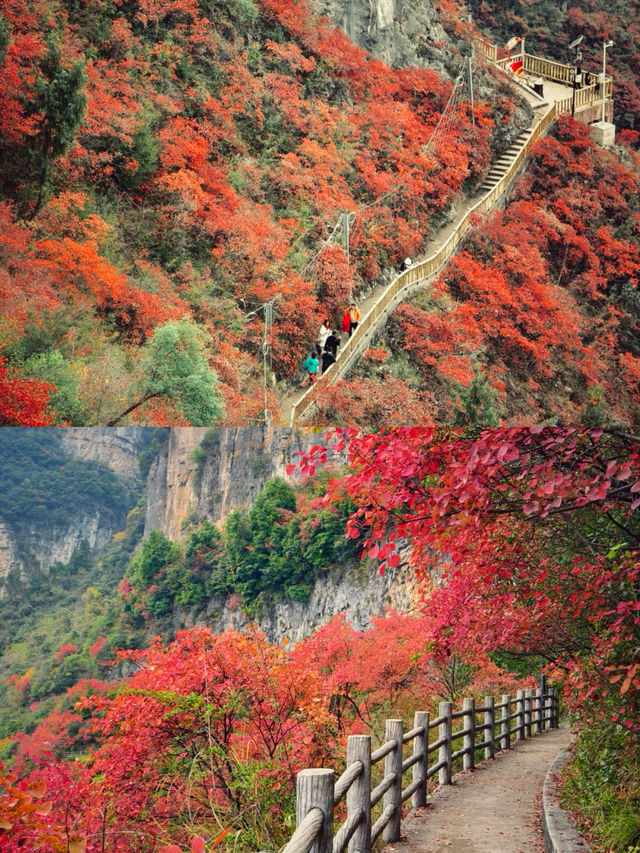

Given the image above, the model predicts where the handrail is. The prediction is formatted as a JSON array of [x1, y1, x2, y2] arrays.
[[290, 101, 558, 425], [285, 686, 559, 853]]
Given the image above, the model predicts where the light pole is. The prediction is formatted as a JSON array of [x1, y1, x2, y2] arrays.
[[568, 35, 583, 118], [601, 38, 613, 124]]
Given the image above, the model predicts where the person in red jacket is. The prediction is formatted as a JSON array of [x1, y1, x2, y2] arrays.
[[341, 307, 351, 334]]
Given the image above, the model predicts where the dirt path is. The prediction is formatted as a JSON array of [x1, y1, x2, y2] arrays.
[[387, 726, 571, 853]]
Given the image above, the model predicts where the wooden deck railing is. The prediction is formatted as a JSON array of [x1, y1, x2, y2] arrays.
[[495, 51, 612, 101], [289, 102, 558, 425], [281, 687, 559, 853]]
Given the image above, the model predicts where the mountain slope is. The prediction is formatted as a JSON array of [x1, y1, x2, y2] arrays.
[[0, 0, 504, 425]]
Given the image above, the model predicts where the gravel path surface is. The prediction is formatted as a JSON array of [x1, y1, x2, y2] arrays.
[[386, 726, 572, 853]]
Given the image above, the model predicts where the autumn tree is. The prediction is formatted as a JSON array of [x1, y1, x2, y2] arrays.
[[294, 428, 640, 732], [0, 359, 55, 425]]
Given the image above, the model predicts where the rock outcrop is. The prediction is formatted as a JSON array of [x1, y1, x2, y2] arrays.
[[144, 427, 337, 540], [0, 429, 149, 596], [198, 553, 420, 644], [61, 428, 149, 482], [315, 0, 456, 76]]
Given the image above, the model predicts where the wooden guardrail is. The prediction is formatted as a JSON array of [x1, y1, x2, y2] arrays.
[[289, 102, 558, 425], [282, 687, 559, 853], [495, 51, 612, 101]]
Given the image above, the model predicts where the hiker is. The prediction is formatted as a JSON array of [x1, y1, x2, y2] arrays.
[[341, 307, 351, 335], [321, 347, 336, 374], [301, 351, 319, 387], [317, 319, 331, 355], [325, 329, 341, 358], [573, 65, 583, 88], [348, 303, 360, 337]]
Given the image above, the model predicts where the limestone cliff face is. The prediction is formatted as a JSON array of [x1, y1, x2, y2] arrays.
[[144, 427, 329, 540], [198, 555, 419, 644], [61, 428, 149, 482], [144, 427, 420, 641], [0, 523, 21, 589], [317, 0, 453, 76], [144, 428, 204, 542], [0, 429, 149, 596]]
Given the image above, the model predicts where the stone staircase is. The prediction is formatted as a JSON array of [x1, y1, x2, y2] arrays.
[[477, 129, 531, 194]]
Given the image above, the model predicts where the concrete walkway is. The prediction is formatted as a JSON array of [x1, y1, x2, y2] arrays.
[[387, 726, 572, 853]]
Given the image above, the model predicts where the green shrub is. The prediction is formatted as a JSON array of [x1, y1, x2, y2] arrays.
[[562, 721, 640, 852]]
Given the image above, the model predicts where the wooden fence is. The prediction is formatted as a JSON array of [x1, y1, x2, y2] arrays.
[[282, 687, 559, 853]]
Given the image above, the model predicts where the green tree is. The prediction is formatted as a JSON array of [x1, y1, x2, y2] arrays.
[[0, 14, 9, 64], [107, 319, 225, 426], [453, 372, 499, 427], [580, 384, 606, 428], [237, 478, 298, 599], [24, 350, 86, 425], [129, 530, 181, 589], [31, 37, 86, 213]]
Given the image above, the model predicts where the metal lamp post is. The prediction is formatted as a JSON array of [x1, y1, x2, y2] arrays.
[[601, 38, 613, 124], [568, 35, 583, 118]]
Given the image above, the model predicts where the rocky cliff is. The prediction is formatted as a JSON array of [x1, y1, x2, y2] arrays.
[[316, 0, 453, 76], [61, 428, 149, 482], [2, 426, 419, 638], [198, 552, 419, 643], [314, 0, 532, 150], [0, 429, 149, 596], [144, 427, 334, 541], [145, 427, 419, 641]]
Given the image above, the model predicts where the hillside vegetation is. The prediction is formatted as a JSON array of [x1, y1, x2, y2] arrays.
[[0, 427, 638, 853], [0, 0, 500, 425], [310, 117, 640, 426]]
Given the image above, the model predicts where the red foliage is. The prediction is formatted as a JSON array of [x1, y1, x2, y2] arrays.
[[388, 119, 640, 423], [295, 428, 640, 734], [54, 644, 79, 664], [5, 614, 535, 850], [0, 0, 493, 411], [0, 359, 55, 426], [309, 377, 437, 427]]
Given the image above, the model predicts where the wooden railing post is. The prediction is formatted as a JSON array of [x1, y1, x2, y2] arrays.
[[500, 694, 510, 750], [524, 688, 532, 738], [516, 690, 525, 741], [463, 697, 475, 770], [540, 675, 547, 731], [412, 711, 429, 808], [534, 688, 543, 734], [346, 735, 371, 853], [551, 688, 559, 728], [297, 769, 334, 853], [438, 701, 452, 785], [382, 719, 403, 843], [484, 694, 495, 759]]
